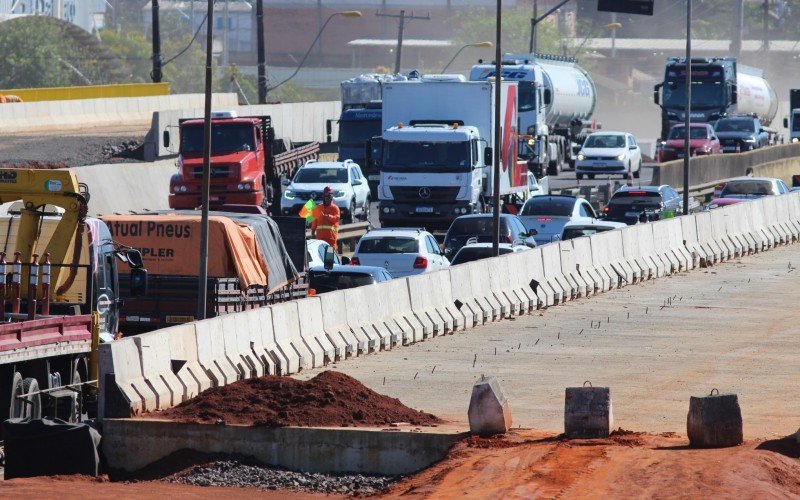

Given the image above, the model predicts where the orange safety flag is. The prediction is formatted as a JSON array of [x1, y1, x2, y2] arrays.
[[298, 199, 316, 221]]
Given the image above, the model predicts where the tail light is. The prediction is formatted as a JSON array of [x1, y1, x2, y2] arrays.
[[350, 257, 360, 266], [413, 256, 428, 269], [505, 234, 513, 243], [603, 206, 610, 213]]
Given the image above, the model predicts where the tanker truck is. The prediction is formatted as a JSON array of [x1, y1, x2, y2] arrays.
[[653, 57, 777, 140], [470, 53, 597, 176]]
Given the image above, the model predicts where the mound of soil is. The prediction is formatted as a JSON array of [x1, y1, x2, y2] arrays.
[[156, 371, 441, 427], [0, 161, 69, 170]]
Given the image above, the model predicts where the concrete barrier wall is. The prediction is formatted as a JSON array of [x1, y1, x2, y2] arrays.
[[145, 101, 342, 160], [652, 143, 800, 193], [1, 93, 239, 133], [99, 192, 800, 418], [68, 161, 175, 216]]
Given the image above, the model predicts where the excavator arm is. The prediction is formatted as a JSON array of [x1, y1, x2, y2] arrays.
[[0, 169, 88, 299]]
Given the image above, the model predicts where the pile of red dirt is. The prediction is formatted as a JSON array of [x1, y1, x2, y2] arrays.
[[156, 371, 441, 427]]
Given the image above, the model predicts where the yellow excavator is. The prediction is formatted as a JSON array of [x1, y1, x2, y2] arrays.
[[0, 168, 147, 422]]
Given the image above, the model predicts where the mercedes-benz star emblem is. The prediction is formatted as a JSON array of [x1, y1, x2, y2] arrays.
[[418, 187, 431, 199]]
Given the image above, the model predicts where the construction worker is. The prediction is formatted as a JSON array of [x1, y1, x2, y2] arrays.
[[311, 186, 341, 249]]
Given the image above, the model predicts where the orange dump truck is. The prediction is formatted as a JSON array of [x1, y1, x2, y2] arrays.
[[102, 213, 300, 334]]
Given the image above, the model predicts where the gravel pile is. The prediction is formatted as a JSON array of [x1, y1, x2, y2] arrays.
[[167, 460, 398, 495], [101, 140, 143, 160]]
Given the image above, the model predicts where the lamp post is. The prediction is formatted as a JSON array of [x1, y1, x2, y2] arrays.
[[604, 20, 622, 59], [683, 0, 691, 215], [266, 11, 362, 97], [441, 41, 493, 73], [492, 0, 501, 257]]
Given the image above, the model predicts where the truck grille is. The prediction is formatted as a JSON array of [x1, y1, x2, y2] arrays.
[[295, 191, 324, 201], [193, 166, 231, 179], [390, 186, 460, 203]]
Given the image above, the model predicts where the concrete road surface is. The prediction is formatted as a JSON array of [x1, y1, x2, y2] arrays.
[[298, 243, 800, 439]]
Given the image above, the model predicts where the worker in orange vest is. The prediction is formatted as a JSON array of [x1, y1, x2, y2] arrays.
[[311, 186, 341, 249]]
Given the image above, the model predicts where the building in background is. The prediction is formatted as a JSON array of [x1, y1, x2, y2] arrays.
[[0, 0, 107, 32]]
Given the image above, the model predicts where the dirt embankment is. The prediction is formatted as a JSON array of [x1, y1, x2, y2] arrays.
[[155, 371, 441, 427], [388, 429, 800, 498]]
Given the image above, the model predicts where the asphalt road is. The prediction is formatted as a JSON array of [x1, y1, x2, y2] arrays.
[[548, 163, 657, 191]]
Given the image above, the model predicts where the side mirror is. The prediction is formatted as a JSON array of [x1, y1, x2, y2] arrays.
[[483, 146, 493, 166], [162, 130, 170, 148], [629, 145, 636, 150], [353, 179, 363, 186], [129, 268, 148, 297], [323, 246, 336, 270], [653, 82, 662, 105], [528, 228, 538, 235], [325, 119, 333, 143], [340, 256, 351, 265], [126, 249, 144, 269], [731, 85, 737, 105], [367, 136, 383, 170], [281, 178, 291, 186], [784, 117, 789, 128], [543, 88, 552, 105]]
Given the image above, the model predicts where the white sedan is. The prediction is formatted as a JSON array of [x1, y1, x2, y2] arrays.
[[575, 132, 642, 180], [351, 228, 449, 278]]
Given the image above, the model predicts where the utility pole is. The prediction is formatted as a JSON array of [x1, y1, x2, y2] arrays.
[[222, 0, 230, 67], [256, 0, 267, 103], [492, 0, 502, 256], [151, 0, 163, 82], [530, 0, 537, 53], [762, 0, 769, 52], [198, 0, 215, 319], [683, 0, 691, 216], [376, 10, 430, 73], [731, 0, 743, 58]]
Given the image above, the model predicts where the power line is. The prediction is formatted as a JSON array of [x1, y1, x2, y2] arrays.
[[163, 0, 219, 67]]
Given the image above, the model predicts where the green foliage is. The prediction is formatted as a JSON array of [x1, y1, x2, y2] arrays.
[[451, 6, 566, 56], [0, 17, 107, 88]]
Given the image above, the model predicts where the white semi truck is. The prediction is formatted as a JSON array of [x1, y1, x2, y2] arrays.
[[783, 89, 800, 143], [368, 75, 532, 230], [470, 53, 597, 176]]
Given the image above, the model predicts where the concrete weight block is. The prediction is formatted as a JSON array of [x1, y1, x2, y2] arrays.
[[687, 390, 743, 448], [468, 377, 512, 436], [564, 382, 613, 439]]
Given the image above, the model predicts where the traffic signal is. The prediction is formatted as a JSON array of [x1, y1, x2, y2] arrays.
[[597, 0, 654, 16]]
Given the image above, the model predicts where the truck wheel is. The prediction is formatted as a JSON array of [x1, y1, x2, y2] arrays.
[[22, 377, 41, 419], [634, 162, 641, 179], [588, 174, 595, 180], [68, 368, 82, 423], [9, 372, 24, 419], [576, 173, 584, 180], [344, 201, 355, 224]]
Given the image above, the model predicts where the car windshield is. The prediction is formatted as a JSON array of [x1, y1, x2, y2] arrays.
[[383, 141, 471, 172], [669, 127, 708, 140], [309, 271, 376, 293], [663, 75, 725, 109], [294, 168, 348, 184], [715, 119, 754, 133], [182, 123, 255, 154], [794, 114, 800, 132], [448, 217, 507, 236], [721, 180, 772, 197], [520, 198, 574, 216], [583, 135, 625, 148], [451, 247, 512, 265], [358, 237, 419, 253]]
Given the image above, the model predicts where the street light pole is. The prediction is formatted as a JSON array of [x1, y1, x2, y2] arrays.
[[683, 0, 691, 215], [197, 0, 214, 319], [376, 10, 431, 73], [529, 0, 571, 54], [492, 0, 502, 257], [256, 0, 267, 103], [151, 0, 163, 82], [267, 11, 362, 97], [441, 41, 492, 73]]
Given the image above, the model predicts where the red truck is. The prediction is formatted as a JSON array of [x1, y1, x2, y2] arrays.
[[167, 111, 319, 215]]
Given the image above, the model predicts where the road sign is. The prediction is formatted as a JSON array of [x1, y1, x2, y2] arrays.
[[597, 0, 654, 16]]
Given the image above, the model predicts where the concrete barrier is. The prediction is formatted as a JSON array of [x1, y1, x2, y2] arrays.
[[430, 270, 467, 332], [680, 215, 706, 267], [296, 297, 335, 368], [558, 240, 591, 298], [487, 255, 525, 316], [498, 250, 539, 311], [564, 384, 613, 439], [693, 211, 724, 264], [651, 219, 682, 273], [762, 196, 791, 244], [540, 244, 571, 302], [0, 93, 238, 133], [220, 314, 259, 379], [69, 162, 175, 216], [408, 272, 452, 336], [448, 263, 488, 326], [709, 208, 738, 259], [237, 309, 269, 376], [591, 229, 632, 286], [342, 285, 381, 352], [468, 377, 512, 436], [134, 333, 184, 411], [98, 338, 152, 417], [749, 199, 775, 249], [270, 302, 312, 374], [468, 259, 508, 318], [164, 323, 214, 397], [318, 290, 356, 358], [571, 236, 606, 293], [384, 277, 428, 343], [361, 281, 399, 349], [687, 391, 743, 448], [195, 318, 239, 386], [521, 246, 558, 307]]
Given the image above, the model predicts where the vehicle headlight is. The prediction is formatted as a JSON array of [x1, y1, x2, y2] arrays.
[[237, 182, 252, 191], [577, 152, 585, 161], [616, 153, 626, 161], [173, 185, 180, 193], [793, 137, 799, 143], [284, 189, 295, 199], [179, 185, 187, 192], [744, 137, 756, 143], [334, 190, 347, 199]]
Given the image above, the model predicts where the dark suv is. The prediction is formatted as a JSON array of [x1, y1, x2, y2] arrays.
[[714, 115, 770, 153], [442, 214, 536, 258], [603, 185, 683, 225]]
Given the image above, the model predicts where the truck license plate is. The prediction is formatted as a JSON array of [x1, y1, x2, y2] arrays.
[[593, 162, 606, 167], [368, 175, 380, 181], [722, 146, 736, 152], [416, 206, 434, 213], [625, 211, 640, 218]]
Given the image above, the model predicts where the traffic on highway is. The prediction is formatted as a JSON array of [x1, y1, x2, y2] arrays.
[[2, 4, 800, 492]]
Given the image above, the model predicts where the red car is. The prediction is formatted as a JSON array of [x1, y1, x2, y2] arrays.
[[659, 123, 721, 162]]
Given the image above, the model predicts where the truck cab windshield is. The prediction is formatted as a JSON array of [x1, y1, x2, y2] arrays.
[[182, 123, 255, 154], [339, 120, 381, 148], [663, 77, 724, 109], [383, 141, 471, 172]]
